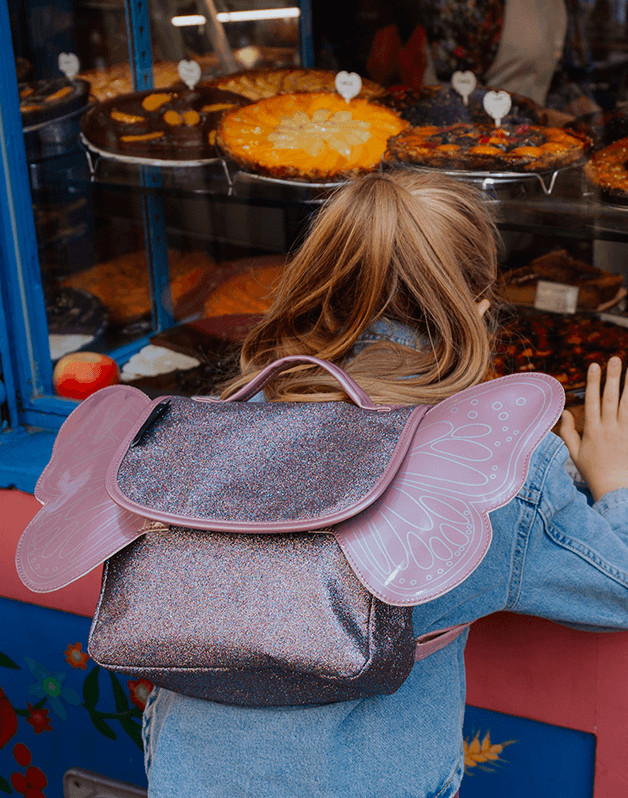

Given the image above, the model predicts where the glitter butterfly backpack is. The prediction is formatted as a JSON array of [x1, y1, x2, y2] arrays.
[[16, 355, 563, 706]]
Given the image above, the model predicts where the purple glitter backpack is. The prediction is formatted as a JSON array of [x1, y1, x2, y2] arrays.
[[16, 356, 563, 706]]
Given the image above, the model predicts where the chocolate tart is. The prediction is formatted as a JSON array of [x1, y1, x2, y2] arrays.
[[500, 250, 624, 310], [20, 77, 91, 127], [81, 86, 248, 163], [380, 84, 546, 128]]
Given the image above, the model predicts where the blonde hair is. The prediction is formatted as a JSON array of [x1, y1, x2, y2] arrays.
[[222, 170, 500, 405]]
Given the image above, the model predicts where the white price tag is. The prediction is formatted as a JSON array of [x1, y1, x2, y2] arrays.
[[483, 90, 512, 128], [451, 71, 477, 106], [534, 280, 579, 314], [178, 59, 202, 90], [335, 71, 362, 102], [58, 52, 80, 79]]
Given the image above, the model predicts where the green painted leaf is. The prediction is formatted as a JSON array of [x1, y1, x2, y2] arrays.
[[0, 774, 11, 793], [82, 666, 100, 709], [0, 652, 19, 670], [109, 672, 129, 714], [120, 716, 143, 749], [89, 711, 117, 740]]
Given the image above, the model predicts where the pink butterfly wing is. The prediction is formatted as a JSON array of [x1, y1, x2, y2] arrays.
[[335, 374, 564, 605], [16, 385, 151, 592]]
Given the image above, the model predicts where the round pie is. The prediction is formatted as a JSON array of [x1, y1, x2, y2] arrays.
[[217, 92, 408, 181], [207, 68, 385, 101], [584, 136, 628, 205], [381, 85, 545, 128], [81, 86, 248, 162], [20, 77, 91, 126], [384, 123, 590, 172]]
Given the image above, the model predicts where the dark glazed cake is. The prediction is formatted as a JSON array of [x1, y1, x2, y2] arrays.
[[81, 86, 249, 162], [20, 78, 90, 126]]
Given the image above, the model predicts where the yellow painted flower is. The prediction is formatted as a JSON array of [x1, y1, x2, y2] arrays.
[[464, 730, 515, 772], [64, 642, 89, 670]]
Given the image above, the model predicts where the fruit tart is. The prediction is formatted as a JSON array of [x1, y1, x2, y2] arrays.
[[207, 68, 385, 101], [216, 92, 408, 182], [384, 123, 590, 172]]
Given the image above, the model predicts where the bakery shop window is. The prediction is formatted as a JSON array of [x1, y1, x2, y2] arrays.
[[4, 0, 628, 417]]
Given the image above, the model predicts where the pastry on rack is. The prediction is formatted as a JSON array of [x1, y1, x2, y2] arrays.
[[217, 92, 407, 182], [380, 84, 546, 128], [500, 249, 623, 310], [567, 109, 628, 151], [490, 310, 628, 397], [584, 136, 628, 205], [384, 123, 590, 172], [206, 68, 385, 101], [62, 249, 214, 323], [19, 77, 91, 126], [79, 58, 220, 102], [81, 85, 248, 162]]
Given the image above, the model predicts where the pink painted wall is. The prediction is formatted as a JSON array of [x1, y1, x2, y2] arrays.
[[2, 487, 627, 796]]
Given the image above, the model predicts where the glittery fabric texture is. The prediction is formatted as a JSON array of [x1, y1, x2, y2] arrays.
[[116, 398, 414, 524], [88, 528, 415, 706]]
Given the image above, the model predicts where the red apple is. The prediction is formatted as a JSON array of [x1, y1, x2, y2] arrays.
[[53, 352, 120, 400]]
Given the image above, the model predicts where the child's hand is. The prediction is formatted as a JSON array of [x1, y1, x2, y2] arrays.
[[560, 357, 628, 502]]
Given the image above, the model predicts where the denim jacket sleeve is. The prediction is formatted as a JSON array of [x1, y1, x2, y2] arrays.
[[501, 433, 628, 630]]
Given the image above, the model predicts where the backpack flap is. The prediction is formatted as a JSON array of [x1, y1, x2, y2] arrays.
[[106, 395, 427, 532]]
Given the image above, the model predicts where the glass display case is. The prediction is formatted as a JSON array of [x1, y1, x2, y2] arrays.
[[2, 0, 628, 491]]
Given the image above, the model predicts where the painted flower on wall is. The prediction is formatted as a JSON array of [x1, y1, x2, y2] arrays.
[[25, 657, 80, 721], [26, 703, 52, 734], [64, 642, 89, 670], [127, 679, 153, 711]]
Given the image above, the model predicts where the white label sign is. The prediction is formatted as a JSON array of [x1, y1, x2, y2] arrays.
[[58, 52, 80, 79], [483, 90, 512, 127], [178, 59, 202, 90], [335, 71, 362, 102], [534, 280, 579, 314], [451, 70, 477, 106]]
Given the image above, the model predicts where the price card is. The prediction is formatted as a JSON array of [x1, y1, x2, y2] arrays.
[[335, 71, 362, 102], [58, 52, 80, 79], [178, 59, 202, 90], [534, 280, 580, 314], [451, 70, 477, 106], [483, 90, 512, 128]]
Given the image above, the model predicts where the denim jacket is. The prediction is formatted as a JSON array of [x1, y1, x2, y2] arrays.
[[143, 321, 628, 798]]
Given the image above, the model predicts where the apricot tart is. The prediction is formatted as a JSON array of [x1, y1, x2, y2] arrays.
[[217, 92, 408, 181], [81, 86, 248, 162], [207, 68, 385, 101], [384, 123, 590, 172], [584, 136, 628, 204]]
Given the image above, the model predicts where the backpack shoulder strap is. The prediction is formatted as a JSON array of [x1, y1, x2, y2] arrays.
[[414, 622, 471, 661]]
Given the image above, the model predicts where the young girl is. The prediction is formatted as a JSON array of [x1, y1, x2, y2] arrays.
[[142, 171, 628, 798]]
